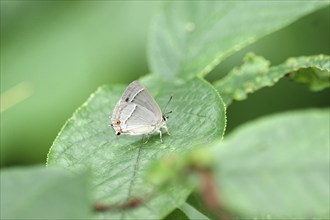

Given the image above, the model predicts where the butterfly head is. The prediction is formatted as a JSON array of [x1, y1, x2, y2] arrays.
[[162, 110, 172, 122]]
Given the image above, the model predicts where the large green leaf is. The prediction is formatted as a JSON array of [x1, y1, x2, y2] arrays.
[[47, 75, 226, 219], [148, 1, 328, 80], [214, 109, 330, 219], [0, 166, 91, 219], [214, 54, 330, 105]]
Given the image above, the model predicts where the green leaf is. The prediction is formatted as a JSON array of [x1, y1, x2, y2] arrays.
[[287, 56, 330, 91], [0, 166, 91, 219], [214, 54, 330, 105], [148, 1, 328, 80], [213, 109, 330, 219], [47, 75, 226, 219]]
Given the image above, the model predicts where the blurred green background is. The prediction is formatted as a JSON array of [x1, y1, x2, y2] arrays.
[[1, 2, 329, 167]]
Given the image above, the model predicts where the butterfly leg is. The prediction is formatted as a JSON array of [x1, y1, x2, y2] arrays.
[[158, 130, 163, 143], [164, 125, 171, 136]]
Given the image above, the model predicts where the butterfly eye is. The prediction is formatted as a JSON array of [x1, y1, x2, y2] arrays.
[[116, 129, 123, 135], [115, 119, 121, 125]]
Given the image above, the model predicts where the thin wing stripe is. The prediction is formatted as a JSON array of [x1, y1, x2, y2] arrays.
[[122, 104, 137, 126], [130, 88, 144, 102]]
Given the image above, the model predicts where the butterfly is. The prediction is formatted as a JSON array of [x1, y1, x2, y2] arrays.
[[110, 81, 171, 142]]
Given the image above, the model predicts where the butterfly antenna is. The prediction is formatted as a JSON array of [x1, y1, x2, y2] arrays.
[[163, 96, 173, 117]]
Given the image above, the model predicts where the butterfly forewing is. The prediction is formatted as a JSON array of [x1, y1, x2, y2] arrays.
[[124, 81, 162, 118]]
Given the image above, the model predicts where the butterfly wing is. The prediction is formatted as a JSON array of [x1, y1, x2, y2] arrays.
[[122, 81, 162, 117], [111, 81, 163, 135]]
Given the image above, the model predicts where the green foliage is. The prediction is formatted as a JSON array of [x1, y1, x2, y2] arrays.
[[215, 53, 330, 105], [148, 109, 329, 219], [1, 1, 329, 220], [148, 1, 328, 80], [0, 166, 91, 219], [288, 55, 330, 91], [214, 109, 329, 219]]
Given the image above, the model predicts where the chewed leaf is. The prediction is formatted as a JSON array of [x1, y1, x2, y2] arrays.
[[148, 1, 328, 80], [286, 56, 330, 91], [214, 54, 330, 106], [47, 75, 226, 219]]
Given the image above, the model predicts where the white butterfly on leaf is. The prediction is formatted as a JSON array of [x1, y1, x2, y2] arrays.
[[110, 81, 171, 142]]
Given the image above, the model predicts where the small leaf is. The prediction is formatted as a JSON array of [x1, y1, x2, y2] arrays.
[[47, 75, 226, 219], [148, 1, 328, 80], [213, 109, 330, 219], [0, 166, 91, 219], [214, 54, 330, 105]]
